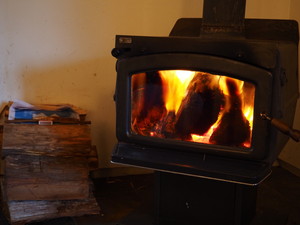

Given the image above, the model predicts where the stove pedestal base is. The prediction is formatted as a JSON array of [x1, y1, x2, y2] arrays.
[[155, 172, 257, 225]]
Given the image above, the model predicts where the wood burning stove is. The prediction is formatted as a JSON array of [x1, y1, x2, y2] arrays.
[[111, 0, 299, 224], [111, 10, 299, 185]]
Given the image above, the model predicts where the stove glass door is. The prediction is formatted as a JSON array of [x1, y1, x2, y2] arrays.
[[131, 70, 255, 149]]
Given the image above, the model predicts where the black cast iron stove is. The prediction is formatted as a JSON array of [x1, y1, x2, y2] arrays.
[[111, 0, 299, 224]]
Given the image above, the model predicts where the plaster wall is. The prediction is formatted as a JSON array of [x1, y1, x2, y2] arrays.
[[0, 0, 202, 168], [279, 0, 300, 170], [0, 0, 297, 169]]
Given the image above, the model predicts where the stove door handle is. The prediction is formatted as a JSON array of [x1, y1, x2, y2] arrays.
[[260, 113, 300, 142], [271, 118, 300, 142]]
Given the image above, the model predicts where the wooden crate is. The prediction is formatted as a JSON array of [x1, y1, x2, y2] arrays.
[[0, 123, 100, 225]]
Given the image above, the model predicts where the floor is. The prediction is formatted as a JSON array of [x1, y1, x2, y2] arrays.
[[1, 166, 300, 225]]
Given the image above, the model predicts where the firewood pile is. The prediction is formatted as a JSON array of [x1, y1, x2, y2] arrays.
[[0, 103, 100, 225]]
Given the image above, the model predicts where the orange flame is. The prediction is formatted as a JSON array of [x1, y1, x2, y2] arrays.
[[159, 70, 195, 114], [219, 76, 244, 96], [131, 70, 255, 149], [191, 76, 254, 147]]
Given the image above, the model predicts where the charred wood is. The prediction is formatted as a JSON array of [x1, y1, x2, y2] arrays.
[[209, 109, 250, 146], [132, 72, 167, 135], [175, 72, 224, 140], [161, 111, 176, 138], [210, 78, 250, 146]]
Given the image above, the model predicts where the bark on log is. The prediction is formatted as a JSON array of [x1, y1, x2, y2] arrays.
[[7, 198, 99, 225], [2, 124, 92, 157], [175, 72, 224, 140], [209, 78, 250, 146], [0, 123, 100, 224], [4, 154, 89, 201]]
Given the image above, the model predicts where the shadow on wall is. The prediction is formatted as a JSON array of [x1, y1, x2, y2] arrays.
[[19, 57, 117, 168], [280, 100, 300, 169]]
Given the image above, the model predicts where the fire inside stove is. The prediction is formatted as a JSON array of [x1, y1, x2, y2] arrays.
[[131, 70, 255, 149]]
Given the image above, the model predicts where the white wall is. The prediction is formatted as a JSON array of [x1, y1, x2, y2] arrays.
[[246, 0, 290, 19], [279, 0, 300, 169], [0, 1, 8, 101], [0, 0, 203, 168], [1, 0, 298, 169]]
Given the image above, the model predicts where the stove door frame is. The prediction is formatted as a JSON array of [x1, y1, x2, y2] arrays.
[[115, 53, 273, 160]]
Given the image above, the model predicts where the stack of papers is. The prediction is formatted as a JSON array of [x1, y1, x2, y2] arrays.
[[8, 100, 86, 121]]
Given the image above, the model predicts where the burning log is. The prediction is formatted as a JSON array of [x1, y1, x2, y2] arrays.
[[210, 78, 250, 147], [132, 71, 167, 136], [161, 111, 177, 138], [175, 72, 224, 140]]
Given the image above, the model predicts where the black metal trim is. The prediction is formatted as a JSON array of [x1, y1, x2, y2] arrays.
[[112, 142, 272, 185], [115, 53, 272, 160]]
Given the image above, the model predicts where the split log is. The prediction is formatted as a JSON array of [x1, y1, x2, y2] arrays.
[[210, 78, 250, 146], [132, 72, 167, 136], [7, 197, 99, 225], [0, 122, 100, 224], [161, 111, 176, 138], [137, 71, 165, 120], [209, 109, 250, 146], [4, 154, 89, 201], [2, 124, 92, 157], [175, 72, 224, 140], [1, 160, 10, 224], [0, 125, 2, 150]]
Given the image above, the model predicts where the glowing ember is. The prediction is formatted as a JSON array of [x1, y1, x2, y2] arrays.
[[191, 125, 217, 143]]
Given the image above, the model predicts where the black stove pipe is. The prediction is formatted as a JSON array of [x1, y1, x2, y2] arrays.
[[201, 0, 246, 37]]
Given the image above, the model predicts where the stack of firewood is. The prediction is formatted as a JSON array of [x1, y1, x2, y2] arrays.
[[0, 122, 100, 225]]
